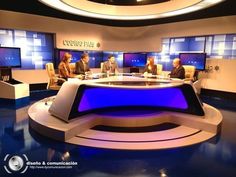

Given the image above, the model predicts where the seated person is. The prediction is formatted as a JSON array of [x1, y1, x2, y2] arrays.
[[75, 53, 91, 75], [143, 56, 157, 75], [102, 54, 119, 74], [58, 52, 73, 80], [169, 58, 185, 79]]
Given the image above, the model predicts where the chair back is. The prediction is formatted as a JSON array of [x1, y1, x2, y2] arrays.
[[156, 64, 163, 75], [69, 63, 76, 74], [183, 65, 196, 80], [100, 62, 104, 72], [46, 63, 60, 90], [46, 63, 56, 78]]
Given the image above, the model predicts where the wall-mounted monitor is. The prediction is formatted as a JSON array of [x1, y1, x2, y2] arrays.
[[123, 53, 147, 67], [0, 47, 21, 68], [179, 53, 206, 71]]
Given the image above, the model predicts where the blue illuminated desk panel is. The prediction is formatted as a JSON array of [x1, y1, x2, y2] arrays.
[[49, 76, 204, 122]]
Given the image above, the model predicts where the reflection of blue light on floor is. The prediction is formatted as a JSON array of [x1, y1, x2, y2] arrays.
[[1, 90, 236, 177]]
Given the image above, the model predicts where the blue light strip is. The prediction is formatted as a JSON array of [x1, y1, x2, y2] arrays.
[[78, 87, 188, 112]]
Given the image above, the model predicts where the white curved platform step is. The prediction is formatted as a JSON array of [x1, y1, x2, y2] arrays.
[[76, 126, 200, 142], [67, 131, 214, 150], [28, 98, 222, 150]]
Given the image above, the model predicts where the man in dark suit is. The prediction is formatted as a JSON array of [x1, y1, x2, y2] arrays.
[[75, 53, 91, 75], [102, 54, 119, 74], [169, 58, 185, 79]]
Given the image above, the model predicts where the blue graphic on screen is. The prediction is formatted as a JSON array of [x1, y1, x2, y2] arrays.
[[0, 47, 21, 67], [123, 53, 147, 67], [188, 37, 205, 52], [103, 51, 123, 68], [147, 52, 174, 71], [179, 53, 206, 71], [86, 51, 103, 68], [78, 87, 188, 112]]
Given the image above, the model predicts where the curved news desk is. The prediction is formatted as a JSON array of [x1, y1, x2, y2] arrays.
[[28, 75, 222, 150]]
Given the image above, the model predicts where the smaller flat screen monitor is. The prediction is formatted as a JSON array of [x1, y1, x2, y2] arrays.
[[0, 47, 21, 68], [179, 53, 206, 71], [123, 53, 147, 67]]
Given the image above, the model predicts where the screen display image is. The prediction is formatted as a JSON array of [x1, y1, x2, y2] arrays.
[[0, 47, 21, 68], [123, 53, 147, 67], [85, 51, 103, 68], [179, 53, 206, 71], [59, 50, 83, 63]]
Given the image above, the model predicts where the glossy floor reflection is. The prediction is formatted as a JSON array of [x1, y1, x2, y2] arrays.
[[0, 91, 236, 177]]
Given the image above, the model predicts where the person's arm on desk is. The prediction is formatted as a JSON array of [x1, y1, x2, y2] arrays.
[[169, 67, 185, 79]]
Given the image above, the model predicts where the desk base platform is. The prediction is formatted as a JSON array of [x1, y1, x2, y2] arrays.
[[28, 97, 222, 150]]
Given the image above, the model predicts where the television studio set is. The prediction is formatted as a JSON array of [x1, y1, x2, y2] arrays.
[[0, 0, 236, 176]]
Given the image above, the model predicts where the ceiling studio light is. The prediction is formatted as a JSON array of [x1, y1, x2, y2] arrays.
[[39, 0, 225, 20]]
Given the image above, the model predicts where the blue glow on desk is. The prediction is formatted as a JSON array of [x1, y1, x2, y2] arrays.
[[78, 87, 188, 112]]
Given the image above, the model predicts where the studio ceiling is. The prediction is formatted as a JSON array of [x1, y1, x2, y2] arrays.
[[0, 0, 236, 26]]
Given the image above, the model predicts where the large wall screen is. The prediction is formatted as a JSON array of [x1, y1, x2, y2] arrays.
[[0, 29, 54, 69], [123, 53, 147, 67], [179, 53, 206, 71]]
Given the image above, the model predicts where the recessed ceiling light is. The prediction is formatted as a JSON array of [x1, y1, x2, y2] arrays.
[[39, 0, 225, 20]]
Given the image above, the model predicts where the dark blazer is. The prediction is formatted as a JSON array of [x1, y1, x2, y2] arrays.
[[144, 65, 157, 75], [75, 60, 90, 75], [169, 65, 185, 79], [102, 61, 118, 73]]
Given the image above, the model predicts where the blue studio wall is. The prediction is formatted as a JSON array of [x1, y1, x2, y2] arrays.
[[1, 28, 236, 71], [0, 29, 54, 69], [148, 34, 236, 70]]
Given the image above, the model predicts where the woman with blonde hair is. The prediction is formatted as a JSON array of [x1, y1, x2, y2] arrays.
[[144, 56, 157, 75], [58, 52, 72, 80]]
